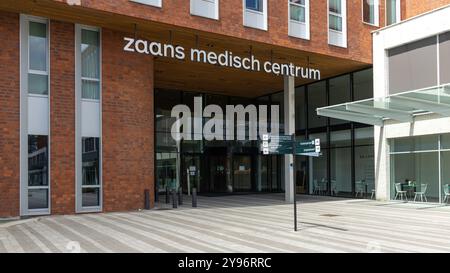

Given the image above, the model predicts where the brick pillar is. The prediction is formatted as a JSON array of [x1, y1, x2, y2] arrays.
[[0, 12, 20, 218], [50, 20, 76, 214], [102, 29, 154, 212]]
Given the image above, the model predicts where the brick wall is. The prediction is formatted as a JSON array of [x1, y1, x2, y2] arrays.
[[404, 0, 450, 19], [65, 0, 380, 64], [50, 20, 76, 215], [0, 11, 20, 218], [102, 28, 155, 212]]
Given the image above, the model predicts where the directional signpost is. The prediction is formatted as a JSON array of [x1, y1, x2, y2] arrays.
[[261, 134, 322, 232]]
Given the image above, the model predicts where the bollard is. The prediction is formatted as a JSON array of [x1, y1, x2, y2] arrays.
[[144, 189, 150, 210], [178, 187, 183, 205], [165, 187, 170, 204], [192, 188, 197, 208], [172, 189, 178, 209]]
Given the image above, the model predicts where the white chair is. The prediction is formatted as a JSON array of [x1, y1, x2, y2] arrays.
[[443, 184, 450, 204], [395, 183, 408, 201], [313, 179, 321, 195], [414, 184, 428, 203], [371, 189, 376, 200], [355, 181, 365, 198], [331, 180, 337, 196]]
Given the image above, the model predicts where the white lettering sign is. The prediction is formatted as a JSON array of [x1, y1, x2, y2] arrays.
[[124, 37, 321, 80]]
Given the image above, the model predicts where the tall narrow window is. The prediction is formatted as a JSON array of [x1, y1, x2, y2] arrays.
[[28, 22, 48, 95], [81, 29, 100, 100], [82, 137, 100, 207], [76, 25, 102, 212], [328, 0, 347, 47], [362, 0, 379, 26], [386, 0, 400, 26], [28, 135, 49, 210], [21, 16, 50, 215], [289, 0, 310, 40], [246, 0, 263, 12]]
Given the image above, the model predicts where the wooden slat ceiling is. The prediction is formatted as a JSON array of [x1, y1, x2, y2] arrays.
[[0, 0, 371, 97]]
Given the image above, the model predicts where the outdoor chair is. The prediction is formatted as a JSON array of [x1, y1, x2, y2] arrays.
[[313, 179, 321, 195], [444, 184, 450, 204], [395, 183, 408, 201], [355, 180, 365, 197], [413, 184, 428, 203]]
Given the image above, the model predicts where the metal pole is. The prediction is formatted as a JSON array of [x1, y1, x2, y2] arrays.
[[292, 134, 298, 232], [172, 189, 178, 209], [192, 187, 197, 208], [178, 187, 183, 205], [144, 189, 150, 210], [165, 187, 170, 204]]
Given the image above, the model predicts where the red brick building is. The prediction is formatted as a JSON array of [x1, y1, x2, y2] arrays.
[[0, 0, 449, 218]]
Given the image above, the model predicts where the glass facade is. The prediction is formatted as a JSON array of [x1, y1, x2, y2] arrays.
[[294, 68, 375, 198], [155, 89, 284, 197], [389, 134, 450, 203], [154, 68, 374, 199]]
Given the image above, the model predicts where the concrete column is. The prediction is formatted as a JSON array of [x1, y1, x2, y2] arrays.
[[374, 126, 389, 201], [284, 76, 295, 203]]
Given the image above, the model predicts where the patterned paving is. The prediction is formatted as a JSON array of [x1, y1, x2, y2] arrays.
[[1, 194, 450, 253]]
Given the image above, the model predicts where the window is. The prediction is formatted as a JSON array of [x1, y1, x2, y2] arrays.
[[328, 0, 347, 47], [81, 29, 100, 100], [28, 135, 49, 210], [82, 137, 100, 207], [290, 0, 305, 22], [21, 16, 50, 215], [289, 0, 310, 40], [388, 37, 437, 94], [76, 25, 102, 212], [362, 0, 379, 26], [246, 0, 263, 12], [190, 0, 219, 20], [130, 0, 162, 8], [243, 0, 267, 30], [28, 21, 48, 95], [329, 0, 343, 31], [386, 0, 401, 26]]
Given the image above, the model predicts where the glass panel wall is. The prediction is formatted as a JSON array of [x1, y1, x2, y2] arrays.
[[155, 89, 182, 195], [308, 81, 327, 129], [295, 68, 375, 199], [329, 75, 351, 125], [295, 86, 306, 131], [330, 130, 352, 197], [390, 134, 446, 203], [355, 127, 375, 197]]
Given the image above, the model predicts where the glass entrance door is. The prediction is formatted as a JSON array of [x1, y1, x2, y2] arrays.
[[182, 155, 201, 194], [233, 155, 253, 192], [156, 152, 179, 193], [209, 156, 228, 193]]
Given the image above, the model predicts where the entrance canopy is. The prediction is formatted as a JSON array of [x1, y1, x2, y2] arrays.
[[317, 84, 450, 126]]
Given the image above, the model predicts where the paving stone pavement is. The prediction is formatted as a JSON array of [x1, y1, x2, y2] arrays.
[[1, 194, 450, 253]]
